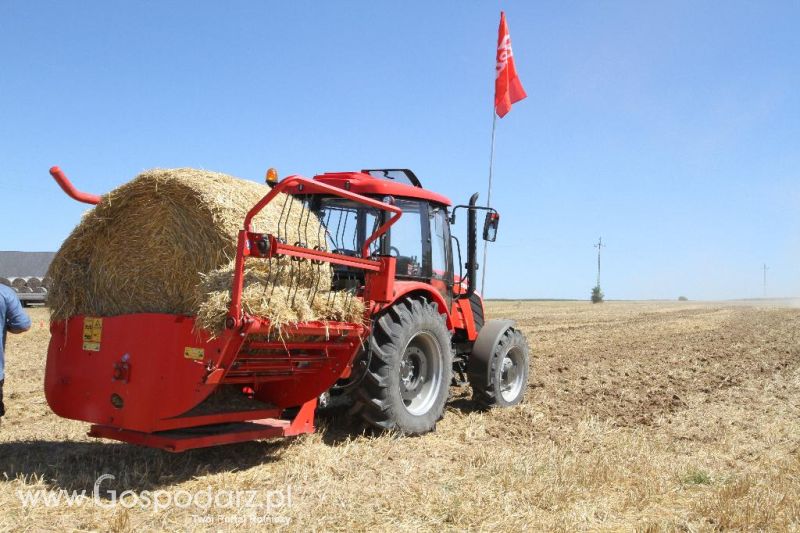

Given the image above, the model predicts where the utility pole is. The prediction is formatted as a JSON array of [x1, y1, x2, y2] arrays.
[[763, 263, 768, 298], [594, 237, 605, 286]]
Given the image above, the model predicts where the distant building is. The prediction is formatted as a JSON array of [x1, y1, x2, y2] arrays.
[[0, 251, 56, 278]]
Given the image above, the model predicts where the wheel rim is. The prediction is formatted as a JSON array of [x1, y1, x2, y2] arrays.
[[499, 347, 525, 402], [399, 332, 442, 416]]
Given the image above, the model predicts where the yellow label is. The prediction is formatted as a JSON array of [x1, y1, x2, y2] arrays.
[[184, 347, 205, 361], [82, 317, 102, 352]]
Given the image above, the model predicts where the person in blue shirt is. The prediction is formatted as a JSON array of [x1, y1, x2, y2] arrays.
[[1, 285, 31, 421]]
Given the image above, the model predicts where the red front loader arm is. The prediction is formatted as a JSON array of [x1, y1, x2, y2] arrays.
[[225, 175, 402, 329]]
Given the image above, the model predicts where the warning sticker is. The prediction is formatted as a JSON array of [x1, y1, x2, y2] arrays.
[[83, 317, 102, 351], [184, 347, 204, 361]]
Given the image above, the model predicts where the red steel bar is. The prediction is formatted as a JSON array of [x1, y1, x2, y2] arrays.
[[228, 176, 402, 325], [49, 166, 101, 205], [267, 237, 382, 271]]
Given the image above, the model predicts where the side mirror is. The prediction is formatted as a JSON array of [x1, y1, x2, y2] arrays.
[[483, 212, 499, 242]]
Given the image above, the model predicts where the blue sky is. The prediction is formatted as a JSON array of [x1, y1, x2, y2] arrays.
[[1, 1, 798, 300]]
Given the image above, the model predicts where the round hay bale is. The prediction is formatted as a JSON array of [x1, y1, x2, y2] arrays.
[[17, 286, 32, 294], [0, 277, 10, 287], [34, 287, 48, 294], [41, 276, 52, 289], [11, 277, 26, 289], [196, 259, 364, 335], [26, 276, 42, 290], [47, 168, 333, 323]]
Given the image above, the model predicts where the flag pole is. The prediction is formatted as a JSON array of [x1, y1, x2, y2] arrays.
[[481, 9, 525, 297], [480, 109, 497, 296]]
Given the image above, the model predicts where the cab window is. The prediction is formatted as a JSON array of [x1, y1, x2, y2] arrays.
[[389, 199, 427, 278], [430, 206, 451, 282], [430, 205, 452, 302]]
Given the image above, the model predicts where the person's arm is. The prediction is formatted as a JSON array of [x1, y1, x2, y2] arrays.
[[5, 292, 31, 333]]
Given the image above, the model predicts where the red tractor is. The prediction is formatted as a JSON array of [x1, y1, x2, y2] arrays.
[[45, 167, 529, 450]]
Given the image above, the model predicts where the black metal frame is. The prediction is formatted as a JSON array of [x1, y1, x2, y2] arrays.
[[361, 169, 423, 188], [449, 197, 499, 299]]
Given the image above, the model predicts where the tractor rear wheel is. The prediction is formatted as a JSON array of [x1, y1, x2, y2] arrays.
[[353, 295, 452, 435], [469, 328, 529, 407]]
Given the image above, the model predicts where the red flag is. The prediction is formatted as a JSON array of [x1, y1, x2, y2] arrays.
[[494, 11, 527, 118]]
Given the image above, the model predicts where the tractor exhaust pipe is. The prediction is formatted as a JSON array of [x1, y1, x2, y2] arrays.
[[465, 192, 479, 298]]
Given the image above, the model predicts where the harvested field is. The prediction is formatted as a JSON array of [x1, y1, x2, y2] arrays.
[[0, 300, 798, 531]]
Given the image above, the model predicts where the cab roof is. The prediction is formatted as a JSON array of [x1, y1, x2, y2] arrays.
[[312, 171, 452, 206]]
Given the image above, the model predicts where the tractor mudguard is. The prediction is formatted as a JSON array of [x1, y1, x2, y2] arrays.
[[466, 319, 515, 387], [390, 280, 454, 330]]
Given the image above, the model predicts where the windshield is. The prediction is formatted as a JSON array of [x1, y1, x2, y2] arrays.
[[312, 197, 382, 257], [309, 196, 437, 283]]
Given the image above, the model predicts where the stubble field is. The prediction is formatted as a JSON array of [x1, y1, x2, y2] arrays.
[[0, 300, 798, 531]]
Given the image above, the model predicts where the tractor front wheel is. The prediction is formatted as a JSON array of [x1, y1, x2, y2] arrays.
[[469, 327, 529, 407], [353, 296, 452, 435]]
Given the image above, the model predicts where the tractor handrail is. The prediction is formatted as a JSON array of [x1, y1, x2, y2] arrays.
[[227, 175, 402, 327], [243, 175, 402, 255], [49, 166, 101, 205], [241, 174, 402, 257]]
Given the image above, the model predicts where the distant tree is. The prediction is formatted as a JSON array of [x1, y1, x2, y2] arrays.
[[591, 285, 604, 304], [678, 296, 688, 301]]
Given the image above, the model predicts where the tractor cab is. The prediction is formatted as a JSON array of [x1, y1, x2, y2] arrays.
[[309, 169, 520, 431], [311, 169, 498, 313]]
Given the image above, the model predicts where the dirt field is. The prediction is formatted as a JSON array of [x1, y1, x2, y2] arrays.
[[0, 301, 798, 531]]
